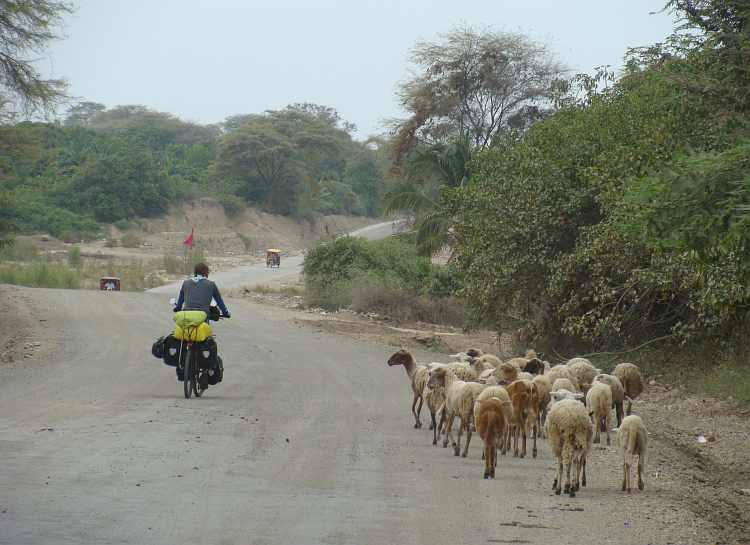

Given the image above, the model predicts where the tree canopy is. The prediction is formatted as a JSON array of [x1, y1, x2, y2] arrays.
[[388, 24, 569, 167], [0, 0, 73, 119], [444, 0, 750, 354]]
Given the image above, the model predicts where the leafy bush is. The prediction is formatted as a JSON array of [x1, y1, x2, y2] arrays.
[[219, 195, 246, 217], [236, 232, 252, 251], [67, 246, 83, 268], [0, 262, 81, 289], [120, 231, 142, 248], [113, 219, 135, 231], [2, 192, 101, 237], [162, 251, 183, 274], [301, 235, 432, 311], [350, 283, 465, 326], [0, 241, 39, 262]]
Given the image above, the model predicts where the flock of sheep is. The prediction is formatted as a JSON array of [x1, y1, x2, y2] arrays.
[[388, 347, 647, 497]]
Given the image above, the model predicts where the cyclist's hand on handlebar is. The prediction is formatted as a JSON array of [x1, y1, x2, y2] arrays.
[[173, 306, 182, 312]]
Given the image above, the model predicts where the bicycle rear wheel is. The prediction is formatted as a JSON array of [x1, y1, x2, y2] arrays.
[[183, 350, 193, 399]]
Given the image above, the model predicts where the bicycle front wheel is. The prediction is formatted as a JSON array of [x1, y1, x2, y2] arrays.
[[183, 350, 193, 399]]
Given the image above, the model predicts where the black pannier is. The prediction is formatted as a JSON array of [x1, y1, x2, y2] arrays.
[[151, 334, 169, 359], [163, 334, 186, 367], [196, 337, 218, 370]]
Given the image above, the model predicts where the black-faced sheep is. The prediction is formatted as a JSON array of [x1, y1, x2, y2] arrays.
[[612, 363, 644, 415], [544, 399, 594, 497], [617, 414, 648, 493], [476, 397, 508, 479]]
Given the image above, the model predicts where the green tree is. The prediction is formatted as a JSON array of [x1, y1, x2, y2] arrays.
[[383, 132, 473, 257], [388, 23, 569, 166], [61, 152, 173, 222], [63, 101, 106, 126], [210, 110, 344, 214], [0, 0, 73, 117]]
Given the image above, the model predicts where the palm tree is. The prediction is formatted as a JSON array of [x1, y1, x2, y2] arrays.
[[382, 132, 472, 257]]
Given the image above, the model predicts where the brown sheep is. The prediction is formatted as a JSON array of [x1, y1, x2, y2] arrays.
[[476, 398, 508, 479], [503, 379, 537, 458]]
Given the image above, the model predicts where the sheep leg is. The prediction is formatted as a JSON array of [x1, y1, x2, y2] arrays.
[[637, 452, 645, 491], [621, 459, 629, 492], [531, 416, 538, 458], [454, 417, 467, 456], [461, 417, 472, 458], [553, 458, 562, 495], [605, 413, 611, 446], [430, 411, 438, 445], [443, 412, 456, 449], [581, 456, 587, 487], [624, 459, 632, 493], [615, 402, 623, 427], [411, 392, 423, 428], [592, 415, 601, 444], [566, 459, 574, 498], [563, 444, 573, 496], [518, 417, 527, 458]]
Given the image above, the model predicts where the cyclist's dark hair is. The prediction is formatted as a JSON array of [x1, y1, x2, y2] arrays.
[[194, 262, 209, 277]]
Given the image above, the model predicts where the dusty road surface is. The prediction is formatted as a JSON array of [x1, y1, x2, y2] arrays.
[[1, 278, 748, 543]]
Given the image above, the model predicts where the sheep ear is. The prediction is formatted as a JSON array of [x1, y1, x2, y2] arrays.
[[574, 393, 584, 400]]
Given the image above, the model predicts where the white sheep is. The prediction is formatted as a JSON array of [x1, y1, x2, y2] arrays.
[[532, 374, 552, 436], [427, 366, 484, 457], [586, 381, 613, 445], [568, 359, 601, 396], [566, 356, 592, 367], [387, 349, 430, 428], [551, 377, 578, 393], [547, 364, 580, 392], [544, 399, 594, 497], [423, 384, 447, 446], [592, 373, 625, 426], [617, 415, 648, 493], [476, 397, 508, 479], [490, 362, 519, 384], [548, 389, 585, 408], [467, 356, 494, 377], [481, 354, 503, 368], [612, 363, 644, 415]]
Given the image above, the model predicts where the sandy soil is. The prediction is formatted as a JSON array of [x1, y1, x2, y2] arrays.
[[1, 203, 750, 544]]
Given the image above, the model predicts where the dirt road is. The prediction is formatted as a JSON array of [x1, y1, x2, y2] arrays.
[[3, 278, 742, 545]]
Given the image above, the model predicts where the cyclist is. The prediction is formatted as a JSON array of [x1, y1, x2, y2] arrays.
[[173, 262, 230, 318], [173, 262, 230, 387]]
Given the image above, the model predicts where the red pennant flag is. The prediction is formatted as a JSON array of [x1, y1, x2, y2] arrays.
[[183, 228, 194, 250]]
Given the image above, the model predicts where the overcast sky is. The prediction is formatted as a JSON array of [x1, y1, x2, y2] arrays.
[[43, 1, 679, 140]]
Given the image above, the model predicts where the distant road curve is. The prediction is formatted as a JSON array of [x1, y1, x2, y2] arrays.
[[147, 220, 401, 295]]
